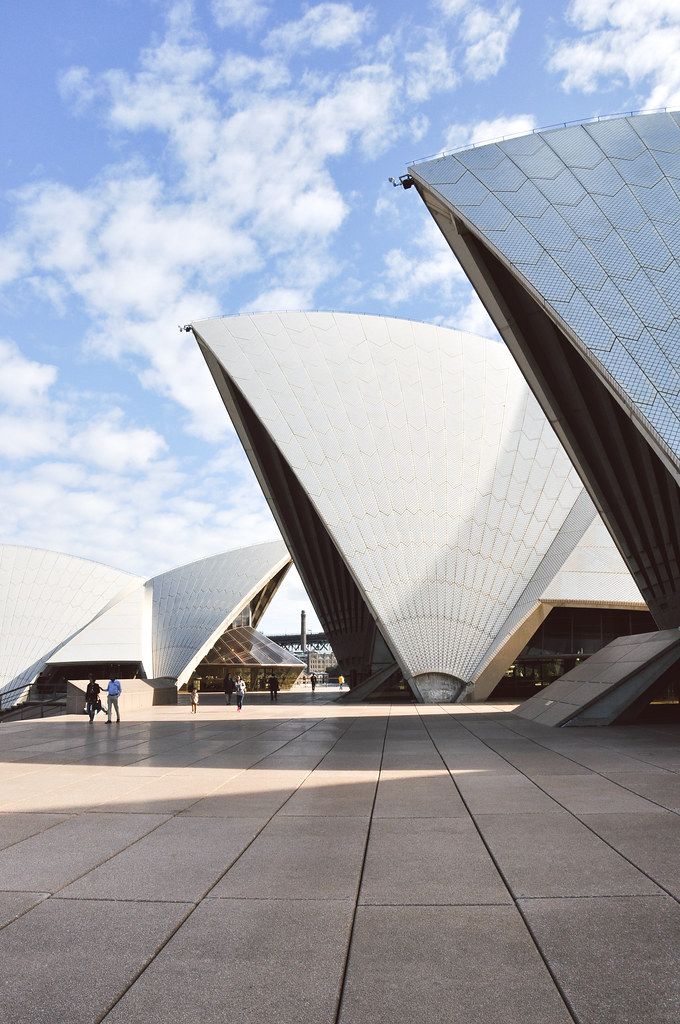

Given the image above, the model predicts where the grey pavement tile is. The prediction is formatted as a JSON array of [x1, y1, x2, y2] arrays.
[[0, 891, 49, 929], [475, 813, 660, 898], [497, 751, 594, 775], [596, 770, 680, 810], [0, 896, 190, 1024], [436, 747, 518, 772], [255, 752, 327, 771], [60, 816, 266, 902], [88, 771, 232, 814], [0, 812, 71, 851], [531, 773, 666, 813], [278, 769, 377, 817], [338, 905, 573, 1024], [210, 814, 368, 900], [101, 897, 352, 1024], [520, 895, 680, 1024], [373, 769, 467, 817], [455, 771, 563, 814], [380, 751, 444, 770], [181, 768, 308, 817], [360, 817, 510, 905], [580, 811, 680, 898], [0, 812, 169, 892], [317, 752, 383, 771]]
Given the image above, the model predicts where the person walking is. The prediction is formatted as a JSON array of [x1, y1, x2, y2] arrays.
[[104, 678, 122, 723], [267, 672, 279, 703], [188, 681, 199, 714], [310, 673, 317, 695], [225, 675, 235, 705], [85, 677, 102, 723], [235, 675, 246, 712]]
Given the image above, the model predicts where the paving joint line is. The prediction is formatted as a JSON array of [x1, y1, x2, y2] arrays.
[[439, 708, 680, 905], [0, 714, 352, 938], [93, 713, 360, 1024], [418, 705, 582, 1024], [448, 708, 680, 901], [331, 704, 391, 1024], [496, 716, 680, 815]]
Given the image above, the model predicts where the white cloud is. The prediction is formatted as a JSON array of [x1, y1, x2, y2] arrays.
[[461, 2, 521, 80], [71, 412, 167, 472], [433, 0, 470, 15], [0, 340, 57, 407], [264, 3, 371, 52], [436, 289, 499, 338], [405, 35, 459, 101], [244, 287, 313, 313], [211, 0, 270, 30], [373, 217, 466, 305], [550, 0, 680, 107], [216, 52, 290, 90], [0, 413, 66, 461], [444, 112, 536, 150]]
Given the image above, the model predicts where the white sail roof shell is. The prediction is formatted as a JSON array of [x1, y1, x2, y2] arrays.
[[0, 545, 140, 699], [48, 585, 151, 669], [193, 311, 614, 686], [148, 540, 290, 683], [0, 541, 291, 704], [541, 518, 645, 609]]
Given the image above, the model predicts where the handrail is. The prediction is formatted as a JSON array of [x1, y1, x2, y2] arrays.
[[409, 106, 675, 166], [0, 682, 67, 721]]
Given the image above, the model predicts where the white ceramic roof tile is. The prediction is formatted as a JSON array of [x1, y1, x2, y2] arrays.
[[410, 111, 680, 472], [0, 545, 140, 699], [193, 311, 637, 686], [148, 540, 290, 681]]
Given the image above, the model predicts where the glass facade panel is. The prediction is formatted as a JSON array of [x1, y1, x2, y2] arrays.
[[492, 607, 657, 700], [188, 624, 303, 691]]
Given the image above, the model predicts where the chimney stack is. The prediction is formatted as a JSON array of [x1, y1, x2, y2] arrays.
[[301, 609, 307, 653]]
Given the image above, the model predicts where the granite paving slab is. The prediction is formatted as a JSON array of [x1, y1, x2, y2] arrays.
[[454, 771, 563, 814], [359, 817, 510, 905], [580, 811, 680, 898], [181, 768, 308, 817], [475, 812, 661, 898], [101, 897, 353, 1024], [520, 895, 680, 1024], [210, 814, 368, 900], [0, 812, 169, 892], [0, 812, 71, 851], [0, 891, 49, 929], [59, 815, 266, 902], [338, 905, 573, 1024], [0, 897, 190, 1024], [278, 770, 377, 817], [593, 770, 680, 810], [531, 774, 666, 814], [373, 769, 467, 817]]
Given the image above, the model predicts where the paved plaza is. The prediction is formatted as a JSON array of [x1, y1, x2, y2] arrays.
[[1, 695, 680, 1023]]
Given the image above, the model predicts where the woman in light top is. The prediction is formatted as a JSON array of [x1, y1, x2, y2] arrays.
[[235, 675, 246, 712]]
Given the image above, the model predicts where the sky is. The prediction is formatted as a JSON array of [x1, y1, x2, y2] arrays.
[[1, 0, 679, 633]]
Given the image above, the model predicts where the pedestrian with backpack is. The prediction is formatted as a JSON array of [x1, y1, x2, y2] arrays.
[[105, 678, 122, 723], [235, 675, 246, 712], [85, 677, 102, 723]]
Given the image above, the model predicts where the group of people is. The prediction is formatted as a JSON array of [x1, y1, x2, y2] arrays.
[[187, 671, 283, 713], [84, 678, 122, 723], [223, 674, 248, 710]]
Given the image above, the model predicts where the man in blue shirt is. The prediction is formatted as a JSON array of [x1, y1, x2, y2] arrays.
[[105, 678, 122, 723]]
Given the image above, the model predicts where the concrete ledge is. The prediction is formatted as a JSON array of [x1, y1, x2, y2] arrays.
[[66, 678, 177, 715]]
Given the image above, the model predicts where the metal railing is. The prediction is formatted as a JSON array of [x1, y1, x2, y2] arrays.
[[0, 682, 67, 723], [409, 106, 675, 166]]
